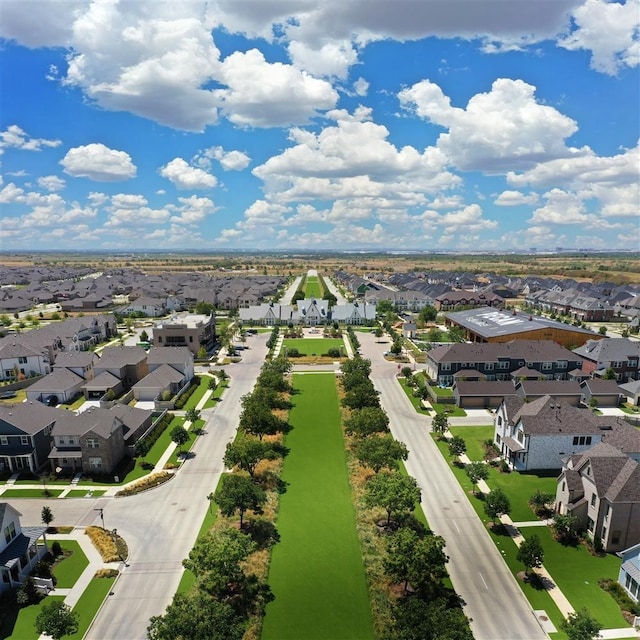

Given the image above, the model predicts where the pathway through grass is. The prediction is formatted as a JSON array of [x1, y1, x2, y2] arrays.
[[262, 374, 373, 640]]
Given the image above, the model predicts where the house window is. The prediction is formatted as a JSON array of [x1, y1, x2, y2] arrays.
[[590, 493, 596, 507], [562, 481, 566, 492], [587, 517, 594, 533], [628, 359, 638, 368], [484, 363, 494, 371], [158, 336, 163, 343], [58, 437, 65, 445], [573, 436, 591, 446], [86, 438, 99, 449], [189, 336, 193, 342], [625, 575, 639, 599], [496, 434, 501, 445], [88, 457, 103, 469], [18, 357, 28, 364], [68, 438, 75, 445], [20, 436, 29, 446], [4, 522, 16, 544], [612, 530, 621, 545], [557, 361, 567, 369], [542, 362, 552, 370], [497, 361, 509, 369], [497, 416, 502, 426], [612, 361, 623, 368], [441, 362, 451, 371], [0, 437, 7, 446]]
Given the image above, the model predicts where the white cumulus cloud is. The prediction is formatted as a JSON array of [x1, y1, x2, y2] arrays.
[[494, 190, 539, 206], [37, 175, 66, 192], [61, 143, 137, 181], [159, 158, 217, 190], [0, 125, 61, 155]]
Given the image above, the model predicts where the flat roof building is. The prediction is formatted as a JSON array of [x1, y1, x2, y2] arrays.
[[152, 313, 215, 356]]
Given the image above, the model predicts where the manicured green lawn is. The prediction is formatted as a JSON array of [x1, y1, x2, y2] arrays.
[[397, 378, 431, 414], [282, 338, 345, 356], [4, 595, 65, 640], [520, 527, 629, 630], [52, 541, 89, 588], [203, 380, 228, 408], [262, 374, 373, 640], [166, 419, 203, 466], [303, 276, 323, 298], [1, 489, 63, 498], [67, 576, 116, 639], [181, 376, 209, 411], [449, 426, 494, 461], [65, 489, 107, 498], [144, 415, 186, 466]]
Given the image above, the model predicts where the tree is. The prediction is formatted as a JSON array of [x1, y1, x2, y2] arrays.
[[140, 329, 149, 343], [598, 325, 607, 335], [385, 527, 448, 595], [185, 408, 201, 424], [560, 608, 602, 640], [0, 314, 11, 327], [484, 487, 511, 525], [240, 403, 291, 440], [41, 505, 53, 528], [376, 300, 395, 316], [447, 326, 465, 343], [344, 406, 389, 437], [170, 425, 189, 455], [224, 437, 279, 478], [214, 473, 266, 528], [208, 377, 218, 391], [342, 382, 380, 410], [35, 601, 79, 640], [390, 335, 403, 356], [448, 435, 467, 460], [147, 592, 245, 640], [392, 596, 473, 640], [528, 490, 554, 517], [551, 513, 581, 545], [517, 534, 544, 575], [465, 461, 489, 495], [354, 434, 408, 473], [602, 367, 616, 380], [418, 305, 437, 325], [374, 326, 383, 339], [431, 412, 449, 437], [364, 471, 421, 526]]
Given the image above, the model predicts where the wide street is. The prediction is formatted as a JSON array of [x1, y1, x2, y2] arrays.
[[11, 334, 269, 640], [359, 331, 548, 640]]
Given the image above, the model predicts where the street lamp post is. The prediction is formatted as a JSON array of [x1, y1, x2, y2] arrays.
[[94, 508, 105, 529]]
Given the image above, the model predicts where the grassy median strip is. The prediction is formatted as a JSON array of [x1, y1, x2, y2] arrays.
[[262, 373, 374, 640]]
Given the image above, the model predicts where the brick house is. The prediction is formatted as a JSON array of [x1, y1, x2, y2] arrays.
[[573, 338, 640, 382]]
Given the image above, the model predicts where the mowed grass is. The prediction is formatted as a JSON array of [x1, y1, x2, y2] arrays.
[[262, 374, 373, 640], [66, 576, 116, 640], [303, 276, 323, 298], [52, 540, 89, 588], [3, 595, 65, 640], [283, 338, 344, 356]]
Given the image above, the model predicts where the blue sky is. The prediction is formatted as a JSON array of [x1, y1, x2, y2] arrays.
[[1, 0, 638, 252]]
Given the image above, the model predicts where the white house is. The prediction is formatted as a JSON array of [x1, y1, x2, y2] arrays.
[[0, 503, 48, 592], [0, 343, 50, 381], [618, 543, 640, 603]]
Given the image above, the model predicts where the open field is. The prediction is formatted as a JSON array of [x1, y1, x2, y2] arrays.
[[303, 275, 324, 298], [2, 252, 638, 285], [262, 374, 373, 640], [282, 338, 344, 356]]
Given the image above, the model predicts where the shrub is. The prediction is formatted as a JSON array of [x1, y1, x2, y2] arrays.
[[115, 471, 173, 497], [16, 578, 40, 606], [95, 568, 119, 579], [51, 541, 62, 557], [325, 348, 341, 358], [287, 347, 300, 358], [134, 412, 173, 456], [174, 377, 200, 409], [598, 578, 640, 616], [499, 459, 510, 473]]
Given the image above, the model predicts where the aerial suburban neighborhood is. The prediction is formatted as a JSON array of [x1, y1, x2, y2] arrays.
[[0, 254, 638, 640]]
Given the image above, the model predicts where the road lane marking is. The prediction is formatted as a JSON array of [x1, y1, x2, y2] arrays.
[[479, 572, 488, 590], [453, 521, 460, 534]]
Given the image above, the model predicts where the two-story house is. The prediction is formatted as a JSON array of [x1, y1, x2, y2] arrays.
[[0, 402, 65, 473], [120, 296, 167, 318], [48, 406, 127, 475], [0, 503, 48, 592], [555, 443, 640, 553], [0, 342, 50, 382], [618, 543, 640, 603], [94, 346, 149, 390], [494, 395, 640, 471], [426, 340, 584, 387], [573, 338, 640, 382]]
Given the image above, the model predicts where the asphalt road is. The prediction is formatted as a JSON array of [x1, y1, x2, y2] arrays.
[[359, 332, 548, 640], [12, 334, 269, 640]]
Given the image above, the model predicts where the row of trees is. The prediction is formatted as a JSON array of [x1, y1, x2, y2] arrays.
[[147, 358, 293, 639], [339, 357, 473, 639]]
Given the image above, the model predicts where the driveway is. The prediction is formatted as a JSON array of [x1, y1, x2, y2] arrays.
[[359, 332, 548, 640]]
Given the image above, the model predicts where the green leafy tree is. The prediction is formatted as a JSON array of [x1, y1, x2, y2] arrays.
[[431, 412, 449, 436], [374, 326, 384, 339], [385, 527, 448, 594], [418, 305, 437, 325], [214, 473, 266, 528], [448, 435, 467, 460], [517, 534, 544, 576], [365, 471, 421, 526], [465, 461, 489, 495], [342, 382, 380, 410], [551, 513, 581, 545], [344, 406, 389, 437], [390, 335, 403, 355], [208, 377, 218, 391], [529, 490, 554, 517], [140, 329, 149, 343], [224, 437, 279, 478], [170, 425, 189, 454], [0, 314, 11, 327], [35, 601, 79, 640], [602, 367, 616, 380], [41, 505, 53, 528], [354, 434, 408, 473], [484, 487, 511, 525], [598, 325, 607, 335], [340, 357, 372, 389], [185, 408, 201, 423], [560, 608, 602, 640], [240, 402, 291, 440], [392, 596, 473, 640], [147, 593, 245, 640], [376, 300, 395, 315], [447, 326, 465, 343]]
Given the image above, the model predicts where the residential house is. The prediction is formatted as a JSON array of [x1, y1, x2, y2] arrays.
[[515, 380, 583, 406], [494, 395, 640, 471], [580, 379, 624, 408], [94, 346, 149, 390], [0, 343, 50, 382], [239, 302, 298, 326], [526, 288, 614, 322], [434, 290, 504, 312], [52, 351, 97, 381], [573, 338, 640, 382], [555, 443, 640, 552], [132, 365, 187, 402], [0, 503, 48, 592], [25, 368, 85, 406], [453, 380, 518, 409], [618, 543, 640, 603], [145, 346, 194, 380], [426, 340, 584, 387], [152, 313, 216, 356], [0, 402, 65, 473], [120, 296, 167, 318], [619, 379, 640, 407], [48, 406, 127, 475], [296, 298, 329, 325], [331, 302, 376, 325]]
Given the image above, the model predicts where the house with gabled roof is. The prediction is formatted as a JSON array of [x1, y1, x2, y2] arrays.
[[331, 301, 376, 325], [0, 402, 65, 473], [25, 368, 85, 406], [52, 350, 97, 381], [132, 364, 187, 402], [494, 395, 640, 471], [555, 443, 640, 552], [297, 298, 329, 326], [579, 378, 624, 408], [573, 338, 640, 382], [94, 345, 148, 389], [618, 543, 640, 603], [515, 380, 582, 406], [0, 342, 50, 382], [120, 296, 167, 318], [239, 302, 298, 326], [0, 503, 48, 592]]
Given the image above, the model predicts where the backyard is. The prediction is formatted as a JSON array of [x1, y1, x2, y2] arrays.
[[261, 374, 373, 640]]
